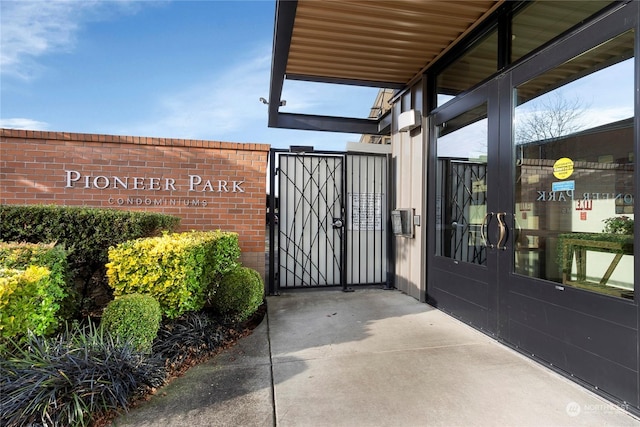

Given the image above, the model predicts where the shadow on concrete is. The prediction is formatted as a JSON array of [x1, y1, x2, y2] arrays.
[[113, 287, 640, 427], [110, 310, 305, 427]]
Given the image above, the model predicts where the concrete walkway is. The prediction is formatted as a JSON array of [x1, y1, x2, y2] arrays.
[[113, 288, 639, 427]]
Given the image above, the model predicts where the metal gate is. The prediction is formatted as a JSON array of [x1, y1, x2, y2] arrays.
[[268, 149, 390, 293], [438, 159, 488, 265]]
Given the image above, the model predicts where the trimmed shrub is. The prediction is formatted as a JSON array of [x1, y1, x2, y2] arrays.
[[0, 265, 66, 340], [211, 266, 264, 321], [101, 294, 162, 352], [0, 242, 69, 293], [0, 205, 180, 315], [0, 204, 179, 269], [0, 242, 71, 334], [0, 322, 165, 427], [0, 241, 68, 270], [107, 231, 240, 319]]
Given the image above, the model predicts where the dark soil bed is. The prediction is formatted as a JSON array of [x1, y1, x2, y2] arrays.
[[92, 303, 266, 427]]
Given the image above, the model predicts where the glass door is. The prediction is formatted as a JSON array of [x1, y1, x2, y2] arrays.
[[435, 102, 489, 267], [428, 0, 637, 409], [498, 12, 637, 405], [429, 84, 500, 333], [511, 30, 635, 300]]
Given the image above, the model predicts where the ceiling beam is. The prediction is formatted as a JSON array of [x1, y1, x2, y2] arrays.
[[268, 0, 297, 127], [285, 74, 405, 89], [273, 113, 379, 134]]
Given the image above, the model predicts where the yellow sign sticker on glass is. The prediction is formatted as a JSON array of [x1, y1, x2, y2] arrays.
[[553, 157, 574, 180]]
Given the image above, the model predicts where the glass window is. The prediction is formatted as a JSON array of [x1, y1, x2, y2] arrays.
[[436, 2, 615, 109], [513, 30, 634, 299], [437, 31, 497, 108], [436, 103, 488, 266], [511, 1, 613, 63]]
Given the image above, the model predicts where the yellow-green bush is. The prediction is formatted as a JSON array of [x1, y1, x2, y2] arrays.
[[0, 242, 68, 279], [0, 265, 66, 339], [101, 293, 162, 352], [0, 242, 71, 323], [1, 204, 180, 316], [106, 231, 240, 319], [211, 266, 264, 321]]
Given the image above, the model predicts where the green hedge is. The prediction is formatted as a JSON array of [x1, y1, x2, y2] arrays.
[[0, 205, 180, 314], [211, 266, 264, 321], [101, 294, 162, 352], [0, 204, 180, 269], [0, 266, 65, 340], [0, 242, 69, 340], [107, 231, 240, 319]]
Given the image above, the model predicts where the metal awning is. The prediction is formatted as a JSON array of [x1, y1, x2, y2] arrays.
[[268, 0, 502, 134]]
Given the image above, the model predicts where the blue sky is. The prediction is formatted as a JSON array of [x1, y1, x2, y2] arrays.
[[0, 0, 379, 151]]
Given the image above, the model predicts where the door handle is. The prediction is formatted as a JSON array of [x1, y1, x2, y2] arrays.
[[496, 212, 508, 250], [332, 218, 344, 229], [481, 212, 494, 248]]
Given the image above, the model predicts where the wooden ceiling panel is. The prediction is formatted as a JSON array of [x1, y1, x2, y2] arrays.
[[287, 0, 502, 86]]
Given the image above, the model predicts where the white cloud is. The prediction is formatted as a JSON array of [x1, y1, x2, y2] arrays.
[[1, 1, 81, 79], [122, 47, 274, 140], [0, 0, 145, 80], [580, 106, 633, 130], [122, 45, 378, 148], [0, 117, 49, 130]]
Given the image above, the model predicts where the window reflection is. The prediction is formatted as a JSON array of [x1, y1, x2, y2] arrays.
[[513, 31, 634, 299], [437, 31, 497, 108], [436, 103, 488, 266], [511, 1, 613, 63], [436, 2, 615, 110]]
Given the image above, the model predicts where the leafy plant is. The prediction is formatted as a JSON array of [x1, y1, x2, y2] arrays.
[[0, 204, 180, 316], [211, 266, 264, 321], [602, 215, 634, 235], [101, 294, 162, 352], [107, 231, 240, 319], [152, 310, 238, 372], [0, 242, 70, 338], [0, 321, 165, 427], [0, 265, 66, 341]]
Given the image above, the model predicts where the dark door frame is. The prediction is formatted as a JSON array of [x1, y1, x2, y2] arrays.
[[427, 81, 501, 335]]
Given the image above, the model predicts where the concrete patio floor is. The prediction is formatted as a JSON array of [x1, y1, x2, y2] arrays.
[[113, 287, 640, 427]]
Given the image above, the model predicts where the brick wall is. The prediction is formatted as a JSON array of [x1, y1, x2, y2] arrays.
[[0, 128, 269, 278]]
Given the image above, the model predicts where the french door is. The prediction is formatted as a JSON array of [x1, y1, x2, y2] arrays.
[[429, 83, 500, 335], [428, 3, 638, 408]]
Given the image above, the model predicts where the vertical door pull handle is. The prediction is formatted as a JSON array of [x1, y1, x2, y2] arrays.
[[481, 212, 494, 248], [496, 212, 508, 250]]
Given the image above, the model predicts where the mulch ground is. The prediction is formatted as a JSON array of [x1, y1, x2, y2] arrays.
[[92, 304, 267, 427]]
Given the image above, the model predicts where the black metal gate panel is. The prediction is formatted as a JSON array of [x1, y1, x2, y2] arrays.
[[440, 159, 487, 265], [278, 153, 344, 288], [268, 149, 389, 292]]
